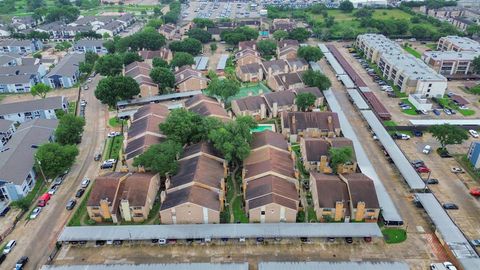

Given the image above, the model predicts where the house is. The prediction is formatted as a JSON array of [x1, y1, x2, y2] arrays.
[[0, 96, 68, 123], [44, 53, 85, 88], [242, 130, 299, 223], [0, 119, 15, 149], [262, 59, 289, 78], [74, 39, 107, 54], [174, 66, 209, 92], [294, 87, 324, 107], [0, 63, 46, 93], [160, 142, 226, 224], [0, 53, 22, 67], [467, 141, 480, 168], [309, 172, 350, 222], [117, 13, 136, 27], [124, 104, 169, 162], [96, 20, 126, 37], [87, 172, 160, 223], [339, 173, 380, 222], [159, 24, 178, 40], [138, 48, 173, 63], [263, 90, 296, 117], [299, 137, 356, 174], [236, 63, 263, 82], [184, 94, 230, 122], [124, 61, 158, 97], [0, 119, 58, 201], [281, 111, 341, 141], [0, 39, 43, 54], [277, 40, 299, 60], [231, 95, 268, 120], [268, 72, 305, 92], [272, 19, 296, 31], [235, 48, 262, 66], [11, 16, 36, 30], [286, 58, 309, 72], [239, 40, 257, 51]]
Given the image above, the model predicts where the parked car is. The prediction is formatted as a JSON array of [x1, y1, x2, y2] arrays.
[[444, 108, 452, 115], [416, 166, 431, 173], [469, 187, 480, 196], [423, 145, 431, 154], [393, 133, 410, 140], [469, 129, 479, 138], [345, 237, 353, 244], [451, 167, 465, 173], [364, 237, 372, 242], [471, 239, 480, 246], [48, 185, 59, 195], [100, 163, 114, 169], [0, 253, 5, 265], [0, 206, 10, 217], [53, 174, 66, 186], [411, 160, 425, 167], [440, 151, 453, 158], [107, 132, 121, 138], [3, 240, 16, 254], [14, 256, 28, 270], [432, 109, 441, 116], [29, 207, 42, 219], [442, 203, 459, 210], [81, 178, 90, 188], [75, 188, 85, 198], [37, 193, 51, 207], [425, 178, 439, 184], [66, 199, 77, 210], [94, 153, 102, 161], [443, 261, 458, 270], [413, 130, 423, 137]]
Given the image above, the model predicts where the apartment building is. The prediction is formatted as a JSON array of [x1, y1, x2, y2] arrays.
[[280, 111, 341, 141], [87, 172, 160, 223], [356, 34, 447, 97], [299, 137, 356, 174], [0, 119, 15, 149], [174, 66, 209, 92], [44, 53, 85, 88], [231, 95, 268, 120], [0, 39, 43, 54], [422, 36, 480, 76], [74, 39, 107, 54], [236, 62, 263, 82], [124, 61, 158, 97], [184, 94, 230, 122], [0, 96, 68, 123]]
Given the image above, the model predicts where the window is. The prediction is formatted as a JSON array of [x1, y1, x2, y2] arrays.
[[428, 84, 432, 87], [261, 211, 265, 215]]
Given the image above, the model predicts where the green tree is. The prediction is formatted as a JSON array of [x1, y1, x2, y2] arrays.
[[169, 38, 203, 55], [27, 0, 45, 11], [95, 76, 140, 107], [298, 46, 324, 62], [328, 147, 353, 173], [310, 3, 326, 14], [55, 114, 86, 145], [466, 25, 480, 36], [410, 25, 433, 40], [170, 52, 195, 68], [209, 116, 257, 166], [257, 39, 277, 57], [45, 6, 80, 23], [302, 70, 331, 91], [339, 0, 354, 13], [146, 18, 163, 29], [220, 27, 259, 45], [324, 16, 335, 27], [153, 6, 163, 16], [354, 8, 373, 18], [133, 140, 183, 175], [152, 57, 169, 68], [210, 43, 217, 53], [54, 41, 72, 52], [159, 109, 207, 145], [473, 56, 480, 74], [35, 143, 79, 179], [288, 28, 311, 42], [94, 54, 123, 76], [150, 67, 175, 93], [429, 124, 468, 150], [273, 30, 289, 41], [121, 51, 143, 65], [206, 79, 240, 103], [30, 83, 51, 99], [295, 92, 316, 111], [187, 28, 212, 43], [193, 18, 215, 28]]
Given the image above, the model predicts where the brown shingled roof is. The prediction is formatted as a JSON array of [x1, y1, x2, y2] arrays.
[[263, 90, 296, 107], [115, 173, 157, 207], [262, 59, 288, 74], [125, 134, 164, 160], [170, 155, 224, 190], [341, 173, 379, 209], [251, 130, 288, 151], [310, 172, 350, 214], [239, 63, 261, 74], [87, 172, 123, 207], [160, 185, 220, 211], [231, 95, 266, 112], [278, 39, 299, 48], [248, 193, 297, 210], [180, 141, 223, 161], [294, 87, 324, 98], [302, 138, 330, 162], [246, 175, 298, 202], [244, 150, 295, 180], [282, 111, 340, 135]]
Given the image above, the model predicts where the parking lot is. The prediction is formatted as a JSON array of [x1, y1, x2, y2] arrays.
[[182, 1, 262, 21]]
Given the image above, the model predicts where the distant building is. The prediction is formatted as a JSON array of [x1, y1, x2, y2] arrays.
[[468, 142, 480, 169], [174, 66, 209, 92], [0, 119, 15, 150], [0, 96, 68, 123], [74, 39, 107, 54], [281, 111, 341, 141], [0, 39, 43, 54], [124, 61, 157, 97], [44, 53, 85, 88]]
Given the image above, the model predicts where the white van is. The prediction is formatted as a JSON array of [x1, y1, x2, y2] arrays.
[[423, 145, 431, 154], [3, 240, 16, 254]]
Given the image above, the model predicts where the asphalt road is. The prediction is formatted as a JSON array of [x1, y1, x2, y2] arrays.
[[1, 75, 107, 270]]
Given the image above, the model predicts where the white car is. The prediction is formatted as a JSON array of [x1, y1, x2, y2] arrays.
[[3, 240, 16, 254], [48, 185, 59, 195], [81, 178, 90, 188], [30, 207, 42, 219], [107, 132, 121, 138], [443, 262, 458, 270], [422, 145, 431, 154], [469, 129, 479, 138], [87, 78, 92, 83]]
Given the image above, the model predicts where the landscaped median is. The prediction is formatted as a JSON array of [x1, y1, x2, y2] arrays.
[[382, 227, 407, 244], [399, 98, 418, 115], [435, 97, 475, 116]]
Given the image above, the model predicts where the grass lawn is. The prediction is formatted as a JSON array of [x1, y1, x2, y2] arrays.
[[11, 177, 48, 212], [455, 154, 480, 182], [400, 98, 418, 115], [459, 109, 475, 116], [371, 9, 412, 20], [108, 117, 126, 128], [402, 45, 421, 58], [306, 206, 317, 222], [436, 97, 475, 116], [68, 102, 77, 114], [383, 120, 397, 127], [382, 228, 407, 244], [230, 83, 271, 102], [231, 195, 249, 223], [426, 43, 438, 50], [104, 135, 124, 160]]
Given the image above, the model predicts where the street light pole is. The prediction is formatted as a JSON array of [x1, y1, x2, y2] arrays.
[[35, 155, 48, 183]]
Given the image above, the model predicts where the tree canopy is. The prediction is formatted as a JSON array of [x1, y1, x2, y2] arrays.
[[35, 143, 79, 179], [298, 46, 324, 62], [339, 0, 354, 13], [115, 28, 166, 52], [95, 76, 140, 107], [150, 67, 175, 93], [146, 18, 164, 29], [220, 27, 259, 45], [169, 38, 203, 55], [302, 70, 331, 91], [193, 18, 215, 28], [132, 140, 183, 176], [30, 83, 51, 99], [206, 78, 240, 103], [288, 28, 311, 42], [295, 92, 317, 112], [257, 39, 277, 58], [121, 51, 143, 66], [429, 124, 468, 150], [329, 146, 353, 173], [44, 5, 80, 23], [273, 30, 289, 41], [170, 52, 195, 68], [152, 57, 169, 68], [473, 56, 480, 74], [187, 28, 212, 43], [55, 114, 86, 145], [94, 54, 123, 76]]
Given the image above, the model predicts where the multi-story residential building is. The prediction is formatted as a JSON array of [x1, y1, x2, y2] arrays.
[[159, 24, 179, 40], [74, 39, 108, 54], [356, 34, 447, 97], [87, 172, 160, 223], [44, 53, 85, 88], [124, 61, 158, 97], [339, 173, 380, 222], [138, 48, 173, 64], [160, 142, 226, 224], [268, 72, 305, 92], [0, 53, 22, 67], [124, 104, 169, 162], [262, 59, 290, 78], [236, 62, 263, 82], [184, 94, 231, 122], [242, 130, 299, 223], [0, 96, 68, 123], [231, 95, 268, 120], [294, 87, 324, 107], [309, 172, 350, 222], [235, 48, 262, 66], [238, 40, 257, 51], [467, 141, 480, 169], [174, 66, 209, 92], [0, 63, 46, 93], [0, 39, 43, 54], [263, 91, 296, 117], [0, 119, 57, 201], [281, 111, 341, 141], [422, 36, 480, 76], [299, 137, 356, 174], [277, 40, 299, 60], [0, 119, 15, 149]]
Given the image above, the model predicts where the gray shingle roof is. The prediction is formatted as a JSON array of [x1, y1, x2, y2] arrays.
[[0, 96, 65, 116], [46, 53, 84, 78], [74, 39, 105, 47]]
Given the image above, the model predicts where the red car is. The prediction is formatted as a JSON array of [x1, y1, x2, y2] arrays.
[[416, 166, 431, 173], [470, 187, 480, 197]]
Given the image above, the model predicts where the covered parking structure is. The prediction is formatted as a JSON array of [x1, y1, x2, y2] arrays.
[[41, 263, 249, 270], [258, 261, 410, 270], [324, 90, 403, 225], [410, 119, 480, 126], [116, 90, 201, 109], [414, 193, 480, 270], [58, 223, 382, 243], [360, 110, 426, 191]]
